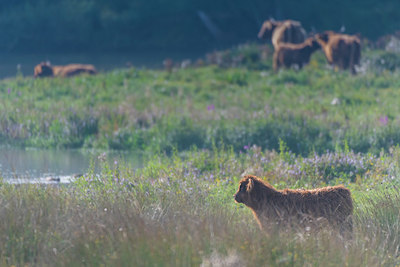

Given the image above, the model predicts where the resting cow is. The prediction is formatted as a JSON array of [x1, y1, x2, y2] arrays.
[[34, 62, 97, 78], [258, 19, 307, 49], [273, 37, 320, 71], [315, 31, 361, 74]]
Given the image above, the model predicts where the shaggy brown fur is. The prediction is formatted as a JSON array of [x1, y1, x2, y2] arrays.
[[315, 31, 361, 74], [34, 62, 97, 78], [273, 37, 320, 71], [258, 19, 307, 49], [234, 175, 353, 234]]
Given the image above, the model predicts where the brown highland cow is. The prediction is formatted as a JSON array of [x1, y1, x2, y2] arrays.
[[234, 175, 353, 235], [315, 31, 361, 74], [258, 19, 307, 50], [34, 62, 97, 78], [273, 37, 320, 71]]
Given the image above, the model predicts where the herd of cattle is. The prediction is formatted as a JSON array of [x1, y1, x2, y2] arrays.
[[33, 18, 362, 78], [258, 19, 361, 74]]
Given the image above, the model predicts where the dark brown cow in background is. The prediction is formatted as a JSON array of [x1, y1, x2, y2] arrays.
[[258, 19, 307, 49], [315, 31, 361, 74], [34, 62, 97, 78], [273, 37, 321, 71]]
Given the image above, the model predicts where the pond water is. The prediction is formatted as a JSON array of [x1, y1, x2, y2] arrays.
[[0, 148, 142, 184], [0, 51, 206, 79], [0, 50, 206, 183], [0, 51, 206, 183]]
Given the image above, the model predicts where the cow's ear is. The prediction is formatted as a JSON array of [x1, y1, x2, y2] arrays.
[[247, 178, 254, 192]]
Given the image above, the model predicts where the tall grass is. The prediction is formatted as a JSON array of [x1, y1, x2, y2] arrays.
[[1, 146, 400, 266]]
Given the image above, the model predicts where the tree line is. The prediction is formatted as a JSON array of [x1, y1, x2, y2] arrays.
[[0, 0, 398, 53]]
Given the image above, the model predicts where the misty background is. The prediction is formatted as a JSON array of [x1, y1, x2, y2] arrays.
[[0, 0, 399, 54]]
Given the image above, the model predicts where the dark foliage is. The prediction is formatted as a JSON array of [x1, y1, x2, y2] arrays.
[[0, 0, 399, 52]]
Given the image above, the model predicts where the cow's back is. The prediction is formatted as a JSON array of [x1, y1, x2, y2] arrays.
[[272, 21, 306, 48], [54, 64, 97, 77]]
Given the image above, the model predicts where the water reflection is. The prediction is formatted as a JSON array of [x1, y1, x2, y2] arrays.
[[0, 148, 142, 183]]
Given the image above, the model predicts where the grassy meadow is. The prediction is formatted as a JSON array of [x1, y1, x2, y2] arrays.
[[2, 45, 400, 266], [2, 45, 400, 155]]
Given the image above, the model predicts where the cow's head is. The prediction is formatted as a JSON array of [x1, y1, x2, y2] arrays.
[[34, 62, 54, 78]]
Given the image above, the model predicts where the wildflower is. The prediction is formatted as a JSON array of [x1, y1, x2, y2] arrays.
[[379, 115, 388, 126], [331, 97, 340, 105], [207, 104, 215, 111], [243, 145, 250, 150], [98, 152, 107, 162], [7, 88, 11, 94]]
